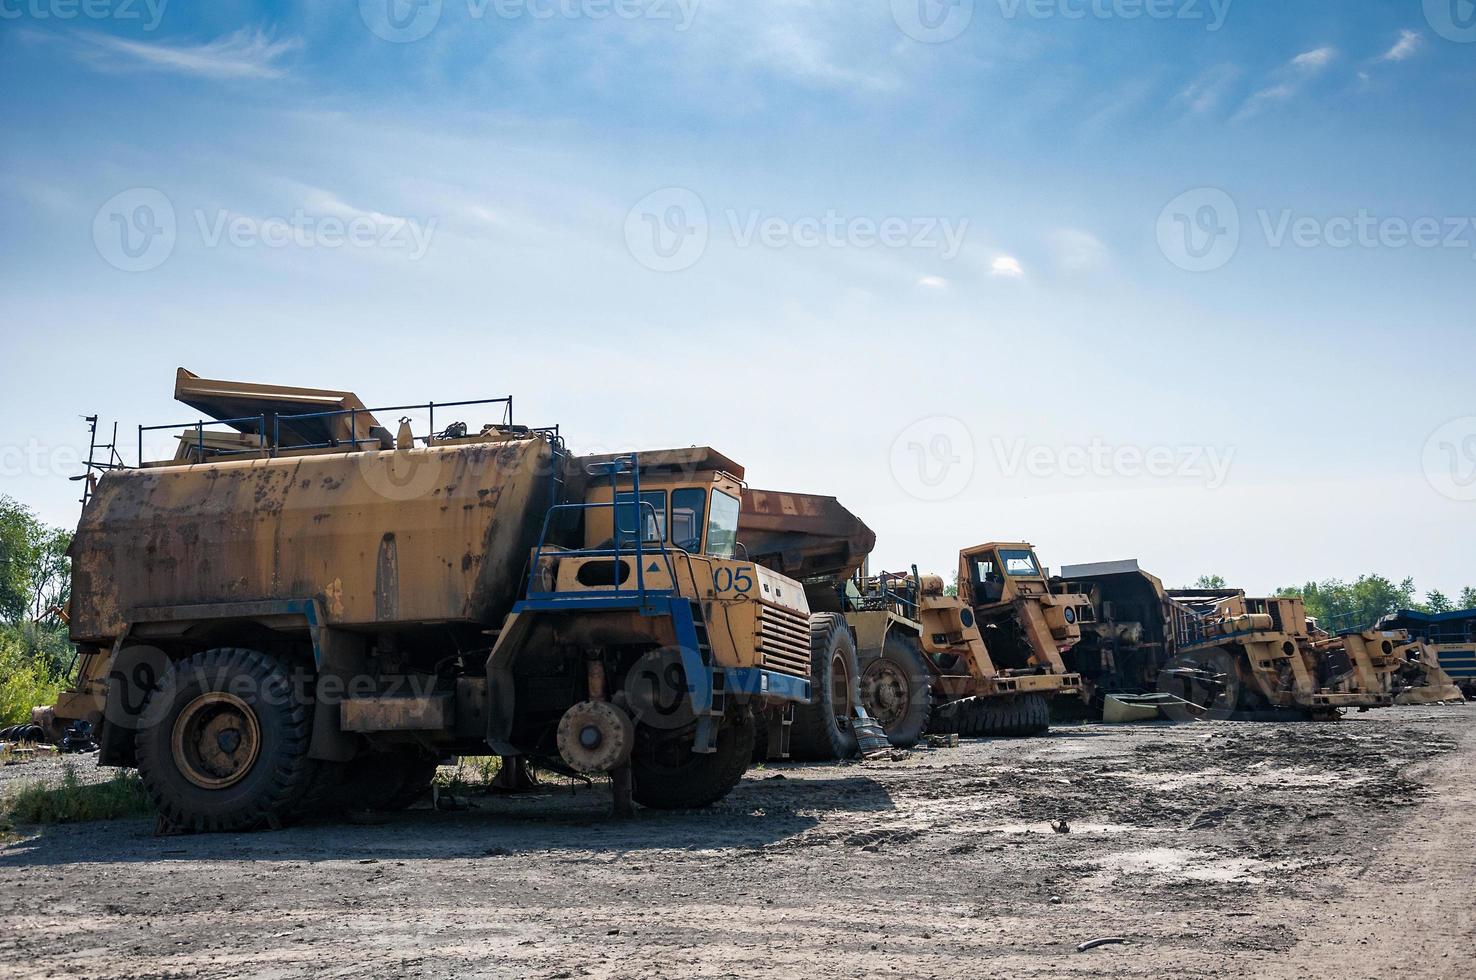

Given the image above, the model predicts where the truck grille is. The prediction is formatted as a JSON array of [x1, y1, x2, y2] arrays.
[[757, 604, 812, 679]]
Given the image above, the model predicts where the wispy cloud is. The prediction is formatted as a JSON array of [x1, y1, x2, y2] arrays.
[[1048, 229, 1107, 273], [1290, 46, 1336, 72], [1173, 64, 1242, 115], [748, 20, 899, 92], [1233, 46, 1335, 121], [66, 28, 300, 81], [1378, 29, 1423, 63], [991, 255, 1024, 279]]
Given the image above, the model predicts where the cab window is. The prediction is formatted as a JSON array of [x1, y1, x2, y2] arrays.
[[615, 490, 666, 546], [671, 488, 706, 553], [706, 489, 740, 558], [999, 548, 1040, 577], [973, 559, 997, 584]]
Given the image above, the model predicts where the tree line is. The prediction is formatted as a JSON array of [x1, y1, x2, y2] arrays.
[[1188, 573, 1476, 631]]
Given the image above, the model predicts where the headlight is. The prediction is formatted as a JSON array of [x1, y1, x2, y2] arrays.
[[960, 609, 975, 629], [1064, 607, 1076, 624]]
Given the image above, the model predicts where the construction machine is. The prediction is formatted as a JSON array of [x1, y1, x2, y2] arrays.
[[1056, 563, 1458, 719], [34, 370, 814, 830], [738, 499, 1083, 750], [1163, 591, 1397, 719], [1374, 608, 1476, 700], [1308, 621, 1462, 705], [841, 565, 1084, 742]]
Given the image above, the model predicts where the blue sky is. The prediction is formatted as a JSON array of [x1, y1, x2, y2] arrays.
[[2, 0, 1475, 597]]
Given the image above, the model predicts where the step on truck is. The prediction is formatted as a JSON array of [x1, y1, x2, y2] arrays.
[[35, 370, 813, 830], [737, 495, 1082, 752]]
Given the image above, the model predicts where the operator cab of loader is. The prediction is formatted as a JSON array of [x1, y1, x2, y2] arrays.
[[958, 542, 1092, 645], [963, 543, 1049, 605]]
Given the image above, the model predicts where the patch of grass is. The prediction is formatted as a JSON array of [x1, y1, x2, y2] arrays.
[[436, 755, 503, 793], [4, 763, 154, 825]]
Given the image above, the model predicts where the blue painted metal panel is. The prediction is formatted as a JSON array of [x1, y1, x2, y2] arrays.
[[724, 667, 811, 702]]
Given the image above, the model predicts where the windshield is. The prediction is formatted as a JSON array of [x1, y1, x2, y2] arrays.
[[671, 487, 706, 552], [706, 489, 740, 558], [999, 548, 1041, 577]]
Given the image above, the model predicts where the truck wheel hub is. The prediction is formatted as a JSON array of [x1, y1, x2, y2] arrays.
[[862, 660, 910, 728], [556, 700, 634, 774], [171, 692, 261, 790]]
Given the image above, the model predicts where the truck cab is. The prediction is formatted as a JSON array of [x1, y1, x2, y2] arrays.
[[958, 542, 1091, 655]]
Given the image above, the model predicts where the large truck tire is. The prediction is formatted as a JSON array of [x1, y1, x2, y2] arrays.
[[1157, 646, 1242, 721], [381, 754, 441, 810], [631, 710, 756, 810], [320, 749, 439, 812], [964, 693, 1051, 738], [135, 648, 315, 832], [860, 633, 933, 749], [789, 614, 861, 760]]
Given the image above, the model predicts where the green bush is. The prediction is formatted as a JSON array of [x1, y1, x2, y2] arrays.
[[4, 764, 153, 824], [0, 630, 63, 726]]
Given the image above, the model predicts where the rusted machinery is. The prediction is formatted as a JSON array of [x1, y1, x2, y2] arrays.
[[1375, 608, 1476, 700], [1163, 592, 1398, 719], [1308, 622, 1462, 705], [738, 497, 1082, 749], [37, 370, 814, 830], [841, 563, 1084, 743], [1057, 562, 1460, 719]]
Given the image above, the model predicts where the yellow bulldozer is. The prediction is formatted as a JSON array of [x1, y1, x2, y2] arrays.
[[35, 370, 816, 830]]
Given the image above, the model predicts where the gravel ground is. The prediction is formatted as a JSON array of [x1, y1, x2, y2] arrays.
[[1, 704, 1472, 979]]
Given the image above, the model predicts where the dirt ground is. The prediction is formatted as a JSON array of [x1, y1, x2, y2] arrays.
[[1, 704, 1472, 979]]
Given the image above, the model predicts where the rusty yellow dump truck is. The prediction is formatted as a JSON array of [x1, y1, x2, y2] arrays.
[[38, 371, 814, 830], [737, 496, 1082, 750]]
